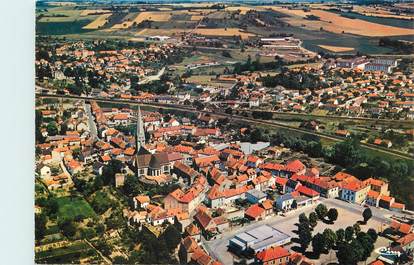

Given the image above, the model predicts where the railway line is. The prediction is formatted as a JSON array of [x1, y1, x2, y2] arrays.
[[36, 93, 413, 161]]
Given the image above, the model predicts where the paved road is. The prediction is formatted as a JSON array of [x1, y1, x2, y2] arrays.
[[84, 102, 98, 140], [35, 93, 414, 161]]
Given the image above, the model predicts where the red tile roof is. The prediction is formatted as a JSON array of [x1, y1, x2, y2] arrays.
[[296, 185, 319, 198], [390, 202, 405, 210], [367, 190, 380, 199], [399, 223, 412, 234], [396, 233, 414, 247], [245, 204, 265, 219], [259, 163, 284, 171], [285, 159, 305, 173], [256, 246, 290, 262], [275, 177, 288, 186]]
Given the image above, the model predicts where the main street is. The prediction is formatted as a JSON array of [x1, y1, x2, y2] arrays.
[[35, 93, 414, 161], [83, 101, 98, 140]]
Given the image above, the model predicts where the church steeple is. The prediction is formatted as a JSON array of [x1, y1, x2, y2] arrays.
[[136, 106, 146, 150]]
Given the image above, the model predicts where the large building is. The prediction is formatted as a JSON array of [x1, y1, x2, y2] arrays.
[[229, 225, 291, 254]]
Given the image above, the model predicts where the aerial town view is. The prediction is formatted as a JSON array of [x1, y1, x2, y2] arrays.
[[34, 0, 414, 264]]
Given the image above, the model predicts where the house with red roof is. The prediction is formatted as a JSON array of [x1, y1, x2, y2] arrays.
[[379, 195, 395, 209], [133, 195, 150, 209], [261, 199, 274, 217], [245, 204, 266, 221], [340, 180, 370, 204], [274, 177, 288, 194], [366, 178, 390, 196], [185, 223, 201, 242], [296, 185, 320, 201], [193, 209, 229, 237], [179, 236, 222, 265], [255, 246, 290, 265], [295, 175, 339, 199], [390, 202, 406, 212], [389, 220, 412, 236], [164, 175, 207, 214], [284, 159, 306, 176], [206, 184, 252, 208], [259, 163, 285, 177], [395, 233, 414, 253], [366, 190, 380, 207], [194, 155, 220, 171]]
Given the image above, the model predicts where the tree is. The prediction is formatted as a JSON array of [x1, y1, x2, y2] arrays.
[[35, 213, 47, 241], [113, 256, 128, 264], [59, 219, 76, 238], [130, 75, 139, 90], [46, 196, 59, 216], [323, 228, 337, 251], [161, 225, 182, 252], [356, 232, 374, 261], [350, 239, 364, 261], [309, 212, 318, 228], [336, 242, 360, 265], [47, 121, 59, 136], [123, 175, 143, 197], [367, 228, 378, 242], [315, 204, 328, 220], [329, 140, 361, 168], [298, 222, 312, 252], [311, 233, 325, 256], [336, 228, 345, 243], [299, 213, 309, 224], [362, 208, 372, 224], [353, 223, 361, 234], [327, 208, 338, 223], [101, 159, 123, 186], [345, 226, 354, 242]]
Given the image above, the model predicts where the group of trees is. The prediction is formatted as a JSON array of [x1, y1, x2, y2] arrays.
[[336, 224, 378, 265], [315, 204, 338, 224], [379, 37, 414, 54], [36, 63, 53, 82], [233, 56, 285, 74], [297, 209, 378, 264], [120, 224, 181, 264], [260, 69, 329, 90]]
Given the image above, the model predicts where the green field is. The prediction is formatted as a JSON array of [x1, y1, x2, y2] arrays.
[[56, 196, 96, 221], [36, 20, 94, 35]]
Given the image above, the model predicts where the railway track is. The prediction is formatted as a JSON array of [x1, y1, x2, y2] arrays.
[[36, 93, 413, 161]]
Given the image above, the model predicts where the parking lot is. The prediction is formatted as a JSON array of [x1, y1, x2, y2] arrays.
[[202, 198, 400, 265]]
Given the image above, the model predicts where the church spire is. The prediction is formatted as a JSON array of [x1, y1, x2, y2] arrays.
[[136, 106, 145, 150]]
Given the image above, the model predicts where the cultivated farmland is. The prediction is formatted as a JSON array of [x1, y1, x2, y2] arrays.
[[193, 28, 255, 39], [318, 45, 355, 52], [83, 13, 112, 29], [112, 11, 171, 29], [265, 6, 414, 37]]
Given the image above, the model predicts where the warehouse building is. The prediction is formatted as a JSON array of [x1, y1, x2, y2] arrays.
[[228, 225, 291, 254]]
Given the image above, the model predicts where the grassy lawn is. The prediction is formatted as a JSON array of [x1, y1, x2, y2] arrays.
[[56, 196, 96, 221]]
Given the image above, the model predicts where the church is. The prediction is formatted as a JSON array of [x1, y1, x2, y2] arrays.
[[133, 106, 181, 179]]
